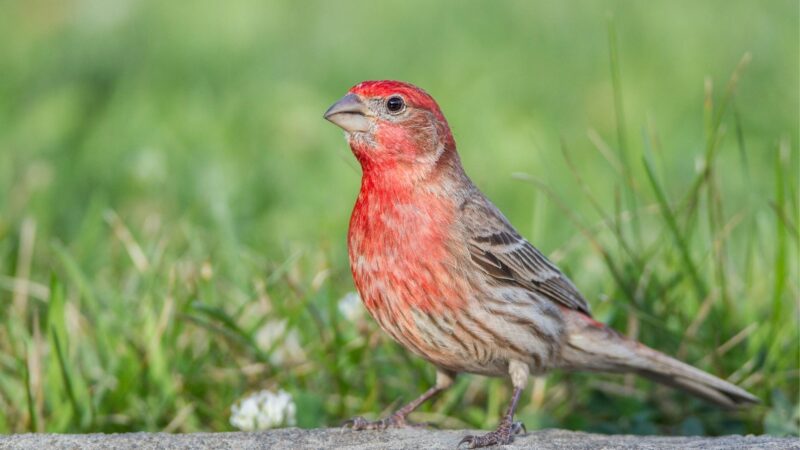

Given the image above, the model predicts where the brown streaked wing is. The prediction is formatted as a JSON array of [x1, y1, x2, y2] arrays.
[[462, 192, 592, 316]]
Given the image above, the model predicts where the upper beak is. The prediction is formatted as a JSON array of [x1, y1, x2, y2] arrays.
[[324, 93, 371, 132]]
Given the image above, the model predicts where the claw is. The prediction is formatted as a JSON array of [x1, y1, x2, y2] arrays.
[[341, 416, 370, 431], [456, 421, 525, 448], [341, 413, 429, 431], [457, 435, 474, 449]]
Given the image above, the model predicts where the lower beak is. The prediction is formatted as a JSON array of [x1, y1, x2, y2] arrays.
[[324, 93, 371, 132]]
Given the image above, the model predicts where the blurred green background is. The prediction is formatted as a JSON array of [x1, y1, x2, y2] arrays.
[[0, 0, 797, 437]]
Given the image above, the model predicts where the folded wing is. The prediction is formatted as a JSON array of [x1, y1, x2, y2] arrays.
[[461, 192, 592, 316]]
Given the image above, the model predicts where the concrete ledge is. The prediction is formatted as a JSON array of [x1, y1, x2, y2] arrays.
[[0, 428, 796, 449]]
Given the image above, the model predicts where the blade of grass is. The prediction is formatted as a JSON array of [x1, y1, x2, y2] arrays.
[[46, 275, 92, 429], [559, 139, 641, 269], [731, 98, 749, 180], [680, 53, 752, 211], [706, 149, 732, 312], [50, 328, 80, 428], [51, 242, 98, 314], [587, 128, 624, 176], [23, 349, 38, 432], [188, 302, 269, 362], [45, 275, 67, 363], [642, 146, 708, 302], [768, 140, 789, 350], [607, 15, 641, 246], [11, 218, 36, 319], [769, 202, 798, 243]]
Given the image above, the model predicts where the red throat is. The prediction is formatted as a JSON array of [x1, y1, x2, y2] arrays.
[[348, 169, 468, 319]]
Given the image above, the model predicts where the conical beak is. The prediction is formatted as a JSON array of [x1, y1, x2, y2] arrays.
[[324, 93, 371, 132]]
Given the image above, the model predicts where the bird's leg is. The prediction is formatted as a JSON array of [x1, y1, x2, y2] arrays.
[[459, 360, 529, 448], [344, 369, 455, 430]]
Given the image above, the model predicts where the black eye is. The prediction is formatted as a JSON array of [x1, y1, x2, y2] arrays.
[[386, 96, 405, 113]]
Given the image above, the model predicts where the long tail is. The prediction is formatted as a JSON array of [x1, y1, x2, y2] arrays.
[[558, 313, 758, 408]]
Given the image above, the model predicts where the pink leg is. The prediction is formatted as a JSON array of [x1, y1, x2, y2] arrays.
[[344, 369, 455, 430]]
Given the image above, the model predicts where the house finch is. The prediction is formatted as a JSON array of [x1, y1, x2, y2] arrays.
[[324, 80, 757, 448]]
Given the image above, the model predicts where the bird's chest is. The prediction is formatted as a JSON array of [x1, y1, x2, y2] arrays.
[[348, 191, 482, 369], [347, 188, 469, 323]]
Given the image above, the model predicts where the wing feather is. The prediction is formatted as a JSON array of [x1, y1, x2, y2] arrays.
[[462, 193, 592, 316]]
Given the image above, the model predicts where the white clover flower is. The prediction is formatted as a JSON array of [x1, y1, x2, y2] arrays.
[[337, 291, 364, 322], [230, 389, 297, 431]]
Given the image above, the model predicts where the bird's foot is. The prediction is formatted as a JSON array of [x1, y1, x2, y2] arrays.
[[342, 413, 429, 431], [457, 421, 525, 448]]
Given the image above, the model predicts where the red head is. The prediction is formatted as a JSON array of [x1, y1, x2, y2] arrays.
[[324, 80, 457, 178]]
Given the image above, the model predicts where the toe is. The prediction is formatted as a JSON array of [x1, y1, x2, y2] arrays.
[[457, 435, 475, 449], [456, 428, 518, 448], [341, 416, 368, 430], [342, 414, 426, 431]]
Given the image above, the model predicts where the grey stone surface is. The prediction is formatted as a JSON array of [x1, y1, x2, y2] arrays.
[[0, 428, 796, 449]]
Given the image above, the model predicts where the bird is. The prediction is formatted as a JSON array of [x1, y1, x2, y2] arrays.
[[323, 80, 757, 448]]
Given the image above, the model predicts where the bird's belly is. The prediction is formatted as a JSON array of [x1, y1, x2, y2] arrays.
[[363, 296, 510, 376], [351, 252, 497, 373], [356, 264, 565, 376]]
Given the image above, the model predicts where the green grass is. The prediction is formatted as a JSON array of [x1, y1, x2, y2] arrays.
[[0, 0, 798, 437]]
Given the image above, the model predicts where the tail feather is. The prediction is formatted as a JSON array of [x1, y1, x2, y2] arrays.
[[559, 316, 758, 408]]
